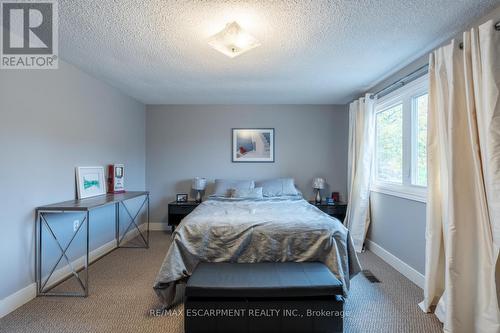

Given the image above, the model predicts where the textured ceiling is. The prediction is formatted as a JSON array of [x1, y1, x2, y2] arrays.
[[59, 0, 500, 104]]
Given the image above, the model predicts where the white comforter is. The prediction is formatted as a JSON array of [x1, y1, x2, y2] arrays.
[[154, 197, 361, 307]]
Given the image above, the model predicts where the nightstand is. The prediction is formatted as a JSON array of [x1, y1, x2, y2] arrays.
[[310, 201, 348, 223], [168, 201, 200, 231]]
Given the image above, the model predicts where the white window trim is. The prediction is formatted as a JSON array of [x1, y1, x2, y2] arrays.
[[371, 182, 427, 203], [371, 75, 428, 203]]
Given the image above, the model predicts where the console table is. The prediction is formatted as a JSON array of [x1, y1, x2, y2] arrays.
[[35, 191, 149, 297]]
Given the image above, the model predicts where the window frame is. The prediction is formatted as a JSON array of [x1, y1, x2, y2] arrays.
[[371, 75, 428, 203]]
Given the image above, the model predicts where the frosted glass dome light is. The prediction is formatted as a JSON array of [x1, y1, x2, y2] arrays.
[[208, 21, 260, 58]]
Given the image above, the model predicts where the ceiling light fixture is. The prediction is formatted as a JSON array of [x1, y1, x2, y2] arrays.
[[208, 21, 260, 58]]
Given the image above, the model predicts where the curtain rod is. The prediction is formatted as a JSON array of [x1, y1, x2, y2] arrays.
[[355, 20, 500, 103], [369, 64, 429, 100], [458, 20, 500, 48], [372, 20, 499, 100]]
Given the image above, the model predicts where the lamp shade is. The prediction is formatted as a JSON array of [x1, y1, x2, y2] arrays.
[[312, 177, 325, 189], [192, 177, 207, 191]]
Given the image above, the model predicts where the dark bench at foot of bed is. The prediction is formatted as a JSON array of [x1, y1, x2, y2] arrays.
[[184, 262, 344, 333]]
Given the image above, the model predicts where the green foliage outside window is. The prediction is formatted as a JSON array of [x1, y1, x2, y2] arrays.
[[415, 94, 428, 186], [376, 104, 403, 183]]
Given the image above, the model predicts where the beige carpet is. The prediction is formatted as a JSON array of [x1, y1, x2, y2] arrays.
[[0, 232, 442, 333]]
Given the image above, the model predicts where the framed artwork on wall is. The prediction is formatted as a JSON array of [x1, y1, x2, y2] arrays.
[[232, 128, 275, 163], [76, 166, 106, 199]]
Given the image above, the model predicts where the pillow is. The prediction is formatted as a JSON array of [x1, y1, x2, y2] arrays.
[[229, 187, 264, 199], [213, 179, 255, 197], [293, 188, 304, 198], [255, 178, 299, 197]]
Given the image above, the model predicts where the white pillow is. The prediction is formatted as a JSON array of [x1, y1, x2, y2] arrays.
[[229, 187, 264, 199], [213, 179, 255, 197], [255, 178, 299, 197]]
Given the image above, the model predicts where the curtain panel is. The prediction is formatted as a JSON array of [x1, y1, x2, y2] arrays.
[[420, 20, 500, 333], [346, 94, 375, 253]]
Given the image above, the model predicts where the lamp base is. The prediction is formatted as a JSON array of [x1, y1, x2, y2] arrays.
[[195, 190, 202, 203], [315, 189, 322, 204]]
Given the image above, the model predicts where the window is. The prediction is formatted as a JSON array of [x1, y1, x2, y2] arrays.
[[375, 103, 403, 183], [372, 75, 428, 202]]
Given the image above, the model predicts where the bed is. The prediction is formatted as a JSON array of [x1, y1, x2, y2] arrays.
[[153, 186, 361, 308]]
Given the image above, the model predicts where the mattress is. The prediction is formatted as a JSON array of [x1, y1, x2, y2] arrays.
[[153, 197, 361, 307]]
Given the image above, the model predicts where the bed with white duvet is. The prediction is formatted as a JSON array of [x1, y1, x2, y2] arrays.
[[153, 179, 361, 307]]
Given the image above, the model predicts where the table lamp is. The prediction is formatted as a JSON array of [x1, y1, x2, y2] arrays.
[[192, 177, 207, 203], [312, 177, 325, 204]]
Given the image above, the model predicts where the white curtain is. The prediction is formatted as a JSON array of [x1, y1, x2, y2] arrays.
[[345, 94, 375, 253], [420, 20, 500, 333]]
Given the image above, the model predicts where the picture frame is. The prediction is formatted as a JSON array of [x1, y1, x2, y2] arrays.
[[232, 128, 275, 163], [76, 166, 106, 199], [176, 193, 188, 202], [107, 164, 125, 193]]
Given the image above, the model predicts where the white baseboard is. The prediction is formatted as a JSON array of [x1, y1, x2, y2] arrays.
[[0, 225, 147, 319], [0, 283, 36, 318], [365, 239, 425, 289]]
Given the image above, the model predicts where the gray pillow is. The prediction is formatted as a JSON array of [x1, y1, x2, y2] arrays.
[[213, 179, 255, 197], [229, 187, 264, 199], [255, 178, 299, 197]]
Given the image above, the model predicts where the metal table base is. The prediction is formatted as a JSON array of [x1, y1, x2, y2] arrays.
[[35, 191, 150, 297]]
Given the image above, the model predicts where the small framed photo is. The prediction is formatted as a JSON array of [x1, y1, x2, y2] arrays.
[[232, 128, 275, 163], [76, 166, 106, 199], [176, 193, 188, 202], [108, 164, 125, 193]]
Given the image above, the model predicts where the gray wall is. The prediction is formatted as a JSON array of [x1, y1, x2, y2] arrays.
[[365, 4, 500, 275], [0, 61, 146, 299], [365, 55, 429, 274], [146, 105, 348, 224], [368, 193, 427, 273]]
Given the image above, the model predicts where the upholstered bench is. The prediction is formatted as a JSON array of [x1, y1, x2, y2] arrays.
[[184, 262, 344, 333]]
